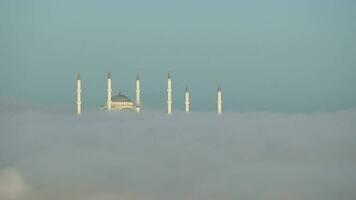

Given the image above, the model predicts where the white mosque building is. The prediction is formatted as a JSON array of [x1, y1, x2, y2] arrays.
[[102, 72, 141, 112], [76, 72, 222, 115]]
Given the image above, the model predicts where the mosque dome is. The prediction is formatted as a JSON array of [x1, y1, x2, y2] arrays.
[[111, 93, 133, 102]]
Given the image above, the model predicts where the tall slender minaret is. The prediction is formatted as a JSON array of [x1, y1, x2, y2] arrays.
[[107, 72, 112, 111], [167, 72, 172, 115], [76, 73, 81, 115], [136, 73, 141, 112], [217, 83, 222, 115], [185, 84, 190, 113]]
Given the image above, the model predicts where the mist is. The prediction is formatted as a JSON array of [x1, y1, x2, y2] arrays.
[[0, 101, 356, 200]]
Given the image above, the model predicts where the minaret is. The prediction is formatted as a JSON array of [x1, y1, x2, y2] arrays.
[[136, 73, 141, 112], [217, 83, 222, 115], [185, 84, 190, 113], [76, 73, 81, 115], [167, 72, 172, 115], [107, 72, 112, 111]]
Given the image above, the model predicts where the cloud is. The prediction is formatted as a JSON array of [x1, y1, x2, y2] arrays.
[[0, 168, 31, 200], [0, 101, 356, 200]]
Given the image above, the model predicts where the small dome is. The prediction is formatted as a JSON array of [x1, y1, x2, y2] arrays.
[[111, 93, 133, 102]]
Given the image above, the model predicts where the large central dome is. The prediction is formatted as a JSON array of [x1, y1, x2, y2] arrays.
[[111, 93, 133, 102]]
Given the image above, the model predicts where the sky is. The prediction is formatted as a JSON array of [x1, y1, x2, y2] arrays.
[[0, 0, 355, 112]]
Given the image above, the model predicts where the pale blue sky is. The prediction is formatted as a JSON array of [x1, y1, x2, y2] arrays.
[[0, 0, 355, 112]]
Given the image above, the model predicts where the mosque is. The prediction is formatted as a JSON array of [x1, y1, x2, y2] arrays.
[[76, 72, 222, 115], [101, 72, 141, 112]]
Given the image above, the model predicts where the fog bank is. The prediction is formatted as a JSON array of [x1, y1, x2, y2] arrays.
[[0, 103, 356, 200]]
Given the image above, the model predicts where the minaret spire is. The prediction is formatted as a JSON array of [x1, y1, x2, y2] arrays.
[[107, 72, 112, 110], [76, 73, 81, 115], [136, 73, 141, 112], [185, 83, 190, 113], [217, 83, 222, 115], [167, 72, 172, 115]]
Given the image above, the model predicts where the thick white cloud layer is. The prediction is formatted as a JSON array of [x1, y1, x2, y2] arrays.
[[0, 168, 31, 200], [0, 102, 356, 200]]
